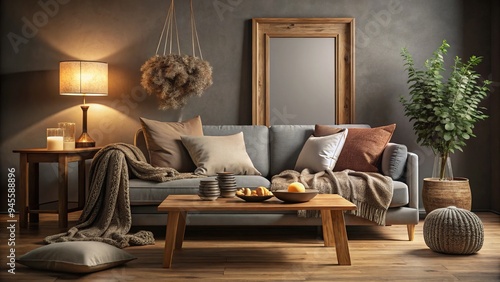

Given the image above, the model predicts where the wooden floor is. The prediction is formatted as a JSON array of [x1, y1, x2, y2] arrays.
[[1, 212, 499, 281]]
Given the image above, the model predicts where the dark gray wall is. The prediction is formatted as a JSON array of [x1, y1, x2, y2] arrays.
[[1, 0, 497, 213], [491, 1, 500, 213]]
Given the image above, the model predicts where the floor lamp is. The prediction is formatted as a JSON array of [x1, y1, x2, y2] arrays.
[[59, 61, 108, 148]]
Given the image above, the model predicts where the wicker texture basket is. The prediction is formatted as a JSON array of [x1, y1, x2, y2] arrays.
[[423, 206, 484, 254]]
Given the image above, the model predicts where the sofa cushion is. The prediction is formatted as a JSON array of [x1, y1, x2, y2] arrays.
[[140, 116, 203, 172], [269, 125, 314, 176], [390, 181, 409, 207], [181, 132, 261, 176], [129, 176, 270, 204], [315, 124, 396, 172], [17, 241, 136, 274], [381, 143, 408, 180], [294, 129, 348, 173]]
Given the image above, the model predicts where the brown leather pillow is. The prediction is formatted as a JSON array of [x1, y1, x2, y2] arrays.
[[140, 116, 203, 172], [314, 124, 396, 172]]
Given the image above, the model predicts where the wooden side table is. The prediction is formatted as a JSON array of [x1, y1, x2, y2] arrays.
[[13, 147, 101, 228]]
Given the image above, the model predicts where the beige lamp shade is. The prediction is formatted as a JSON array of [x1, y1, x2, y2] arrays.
[[60, 61, 108, 96]]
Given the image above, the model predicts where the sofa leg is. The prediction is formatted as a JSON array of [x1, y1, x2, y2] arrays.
[[407, 224, 415, 241]]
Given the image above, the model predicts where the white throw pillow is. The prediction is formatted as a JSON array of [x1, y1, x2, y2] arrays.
[[17, 241, 136, 274], [181, 132, 261, 176], [294, 129, 348, 173]]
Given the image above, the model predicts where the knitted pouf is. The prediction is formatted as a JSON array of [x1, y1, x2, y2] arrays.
[[423, 206, 484, 255]]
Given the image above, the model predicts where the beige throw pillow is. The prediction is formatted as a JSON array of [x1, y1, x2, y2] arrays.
[[295, 129, 348, 173], [17, 241, 136, 274], [181, 132, 261, 176], [140, 116, 203, 172]]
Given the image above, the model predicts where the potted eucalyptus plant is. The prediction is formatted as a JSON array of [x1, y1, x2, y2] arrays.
[[400, 40, 491, 213]]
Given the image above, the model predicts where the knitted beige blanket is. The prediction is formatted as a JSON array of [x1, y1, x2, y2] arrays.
[[44, 143, 201, 248], [271, 169, 393, 225]]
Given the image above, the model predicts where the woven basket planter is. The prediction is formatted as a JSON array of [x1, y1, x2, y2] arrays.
[[422, 177, 472, 214], [423, 206, 484, 255]]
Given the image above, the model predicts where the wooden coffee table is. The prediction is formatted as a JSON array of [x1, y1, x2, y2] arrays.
[[157, 194, 356, 268]]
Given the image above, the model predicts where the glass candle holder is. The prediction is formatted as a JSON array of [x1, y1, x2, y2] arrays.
[[58, 122, 76, 150], [47, 128, 64, 150]]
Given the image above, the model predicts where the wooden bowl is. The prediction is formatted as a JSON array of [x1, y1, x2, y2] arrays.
[[273, 190, 319, 203], [236, 194, 273, 202]]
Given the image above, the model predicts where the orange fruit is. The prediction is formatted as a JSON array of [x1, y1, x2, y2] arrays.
[[288, 182, 305, 192]]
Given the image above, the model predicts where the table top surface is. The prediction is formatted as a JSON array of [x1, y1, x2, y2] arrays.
[[158, 194, 357, 212], [13, 147, 102, 154]]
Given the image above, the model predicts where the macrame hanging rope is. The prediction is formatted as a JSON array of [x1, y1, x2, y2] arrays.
[[155, 0, 180, 56], [190, 0, 203, 59], [140, 0, 213, 110]]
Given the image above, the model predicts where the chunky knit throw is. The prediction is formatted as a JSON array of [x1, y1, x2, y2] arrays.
[[44, 143, 201, 248], [271, 169, 393, 225]]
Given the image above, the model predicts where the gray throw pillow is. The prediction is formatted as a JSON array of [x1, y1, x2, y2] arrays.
[[17, 241, 136, 274], [181, 132, 261, 176], [295, 129, 348, 173], [381, 143, 408, 180]]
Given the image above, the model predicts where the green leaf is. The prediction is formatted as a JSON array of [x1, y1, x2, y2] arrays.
[[400, 39, 491, 155], [444, 123, 455, 130]]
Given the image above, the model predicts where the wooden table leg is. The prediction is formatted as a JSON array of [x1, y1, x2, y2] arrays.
[[331, 210, 351, 265], [175, 211, 187, 249], [58, 155, 69, 228], [19, 154, 28, 228], [28, 163, 39, 223], [320, 210, 335, 247], [163, 211, 180, 268]]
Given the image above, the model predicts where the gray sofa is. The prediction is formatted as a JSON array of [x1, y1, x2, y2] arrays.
[[130, 124, 419, 240]]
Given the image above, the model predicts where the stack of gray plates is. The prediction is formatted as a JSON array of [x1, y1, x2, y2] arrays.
[[198, 179, 220, 201], [217, 172, 237, 198]]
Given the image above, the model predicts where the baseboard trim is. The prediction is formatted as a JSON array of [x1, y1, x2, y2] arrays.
[[418, 208, 500, 219]]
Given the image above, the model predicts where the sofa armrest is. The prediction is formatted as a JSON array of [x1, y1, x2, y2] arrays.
[[405, 152, 419, 209], [134, 128, 150, 163]]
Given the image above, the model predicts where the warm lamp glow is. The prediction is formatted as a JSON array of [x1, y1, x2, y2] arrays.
[[59, 60, 108, 148], [60, 61, 108, 97]]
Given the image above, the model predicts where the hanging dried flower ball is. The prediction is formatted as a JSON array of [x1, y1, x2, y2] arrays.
[[140, 54, 213, 110]]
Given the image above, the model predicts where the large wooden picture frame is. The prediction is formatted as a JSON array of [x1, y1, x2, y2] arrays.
[[252, 18, 355, 126]]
